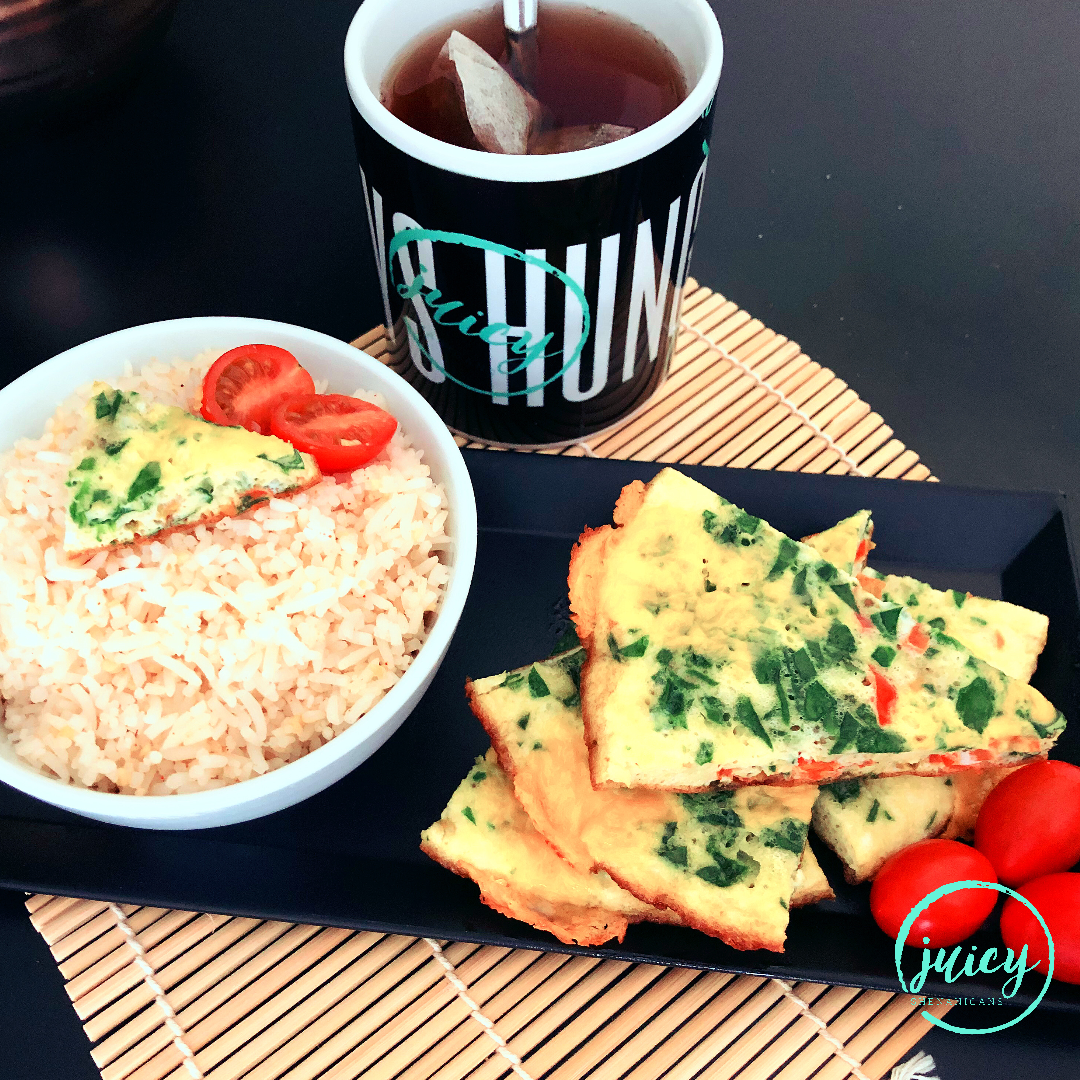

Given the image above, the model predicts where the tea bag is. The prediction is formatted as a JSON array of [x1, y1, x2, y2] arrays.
[[436, 30, 545, 154], [529, 122, 635, 154]]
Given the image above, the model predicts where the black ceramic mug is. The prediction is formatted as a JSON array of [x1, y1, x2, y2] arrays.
[[345, 0, 723, 447]]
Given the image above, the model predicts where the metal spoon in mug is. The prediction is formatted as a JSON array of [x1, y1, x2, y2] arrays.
[[504, 0, 539, 96]]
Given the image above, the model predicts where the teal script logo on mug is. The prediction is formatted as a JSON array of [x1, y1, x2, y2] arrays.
[[894, 880, 1055, 1033], [387, 228, 592, 400]]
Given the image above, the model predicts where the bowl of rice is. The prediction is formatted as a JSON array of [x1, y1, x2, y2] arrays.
[[0, 317, 477, 829]]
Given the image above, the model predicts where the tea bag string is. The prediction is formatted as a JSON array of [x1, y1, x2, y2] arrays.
[[108, 903, 205, 1079], [424, 938, 535, 1080]]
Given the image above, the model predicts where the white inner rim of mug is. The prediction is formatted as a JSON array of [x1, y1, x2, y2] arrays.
[[344, 0, 724, 183]]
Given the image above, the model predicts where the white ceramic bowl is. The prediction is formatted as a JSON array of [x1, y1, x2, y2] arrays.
[[0, 318, 477, 829]]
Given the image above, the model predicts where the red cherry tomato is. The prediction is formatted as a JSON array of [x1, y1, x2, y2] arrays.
[[870, 839, 998, 948], [270, 394, 397, 472], [974, 760, 1080, 887], [1000, 873, 1080, 985], [201, 344, 316, 434]]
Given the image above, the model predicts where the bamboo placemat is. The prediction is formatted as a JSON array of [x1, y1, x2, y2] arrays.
[[25, 279, 950, 1080], [353, 278, 935, 480]]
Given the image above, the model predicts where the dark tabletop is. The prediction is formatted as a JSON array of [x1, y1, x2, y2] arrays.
[[2, 0, 1080, 1076]]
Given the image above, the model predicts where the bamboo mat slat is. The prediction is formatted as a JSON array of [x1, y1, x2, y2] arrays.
[[27, 280, 948, 1080]]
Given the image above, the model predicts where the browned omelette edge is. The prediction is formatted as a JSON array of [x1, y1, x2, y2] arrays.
[[941, 765, 1019, 841], [465, 677, 683, 927], [597, 862, 788, 952], [465, 677, 579, 865], [567, 521, 624, 792], [419, 836, 631, 946], [819, 814, 950, 887], [790, 877, 835, 908]]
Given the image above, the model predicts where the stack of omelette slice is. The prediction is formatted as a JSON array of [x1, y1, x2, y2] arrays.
[[422, 468, 1064, 953], [802, 508, 1050, 883]]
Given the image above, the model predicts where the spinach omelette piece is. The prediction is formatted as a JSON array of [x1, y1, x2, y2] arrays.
[[804, 512, 1048, 682], [801, 517, 1045, 882], [467, 650, 822, 952], [568, 468, 1063, 790], [798, 509, 873, 576], [64, 383, 320, 555], [812, 775, 954, 884], [421, 749, 658, 947], [858, 569, 1048, 682]]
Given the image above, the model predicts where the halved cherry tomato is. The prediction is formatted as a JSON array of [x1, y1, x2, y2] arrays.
[[1000, 872, 1080, 984], [872, 666, 897, 725], [270, 394, 397, 472], [201, 345, 315, 434], [871, 839, 998, 948], [974, 760, 1080, 887]]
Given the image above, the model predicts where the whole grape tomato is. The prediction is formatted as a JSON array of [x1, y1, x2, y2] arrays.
[[974, 760, 1080, 887], [870, 839, 998, 948], [1000, 872, 1080, 985]]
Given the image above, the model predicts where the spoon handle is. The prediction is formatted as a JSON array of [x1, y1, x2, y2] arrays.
[[503, 0, 538, 34], [504, 0, 539, 95]]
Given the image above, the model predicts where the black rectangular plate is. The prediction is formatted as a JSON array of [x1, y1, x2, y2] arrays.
[[2, 452, 1078, 1010]]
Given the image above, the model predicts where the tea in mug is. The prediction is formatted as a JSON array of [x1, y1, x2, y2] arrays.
[[381, 2, 687, 154]]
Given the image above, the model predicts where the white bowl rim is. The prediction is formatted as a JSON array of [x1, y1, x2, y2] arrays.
[[0, 316, 477, 824]]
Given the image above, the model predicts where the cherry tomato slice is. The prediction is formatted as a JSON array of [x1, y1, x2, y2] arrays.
[[794, 758, 839, 781], [857, 573, 885, 599], [974, 760, 1080, 887], [906, 622, 931, 653], [872, 667, 897, 725], [1000, 872, 1080, 985], [270, 394, 397, 472], [870, 838, 998, 948], [201, 344, 315, 434]]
